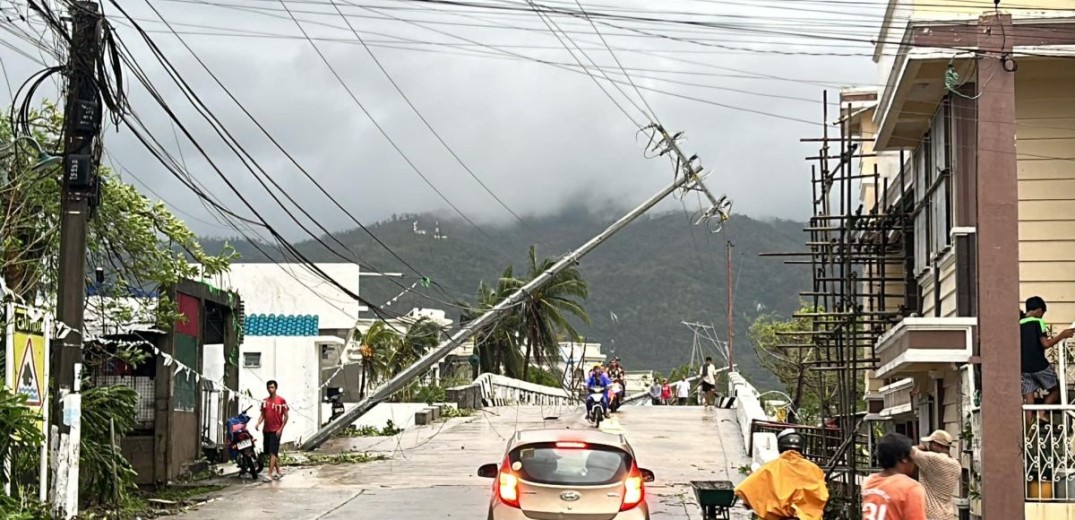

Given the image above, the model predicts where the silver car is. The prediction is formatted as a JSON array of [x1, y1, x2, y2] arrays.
[[477, 429, 656, 520]]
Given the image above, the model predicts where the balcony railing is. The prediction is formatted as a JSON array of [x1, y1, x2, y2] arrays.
[[1023, 405, 1075, 502]]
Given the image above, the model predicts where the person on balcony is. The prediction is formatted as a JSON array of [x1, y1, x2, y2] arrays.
[[734, 429, 829, 520], [911, 430, 961, 520], [1020, 296, 1074, 426]]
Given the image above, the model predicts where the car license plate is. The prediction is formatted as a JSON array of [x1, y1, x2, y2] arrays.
[[236, 440, 252, 450]]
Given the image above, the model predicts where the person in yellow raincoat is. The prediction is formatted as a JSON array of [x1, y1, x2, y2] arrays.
[[734, 429, 829, 520]]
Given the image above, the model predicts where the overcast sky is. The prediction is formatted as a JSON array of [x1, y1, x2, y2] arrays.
[[1, 0, 886, 239]]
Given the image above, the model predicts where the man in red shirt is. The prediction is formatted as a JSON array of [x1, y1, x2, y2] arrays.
[[256, 380, 289, 481]]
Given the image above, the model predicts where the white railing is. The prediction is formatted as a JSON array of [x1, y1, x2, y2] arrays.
[[728, 371, 779, 468], [447, 373, 573, 409], [1023, 405, 1075, 502]]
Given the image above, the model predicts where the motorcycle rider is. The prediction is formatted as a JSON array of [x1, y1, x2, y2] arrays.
[[734, 429, 829, 520], [585, 364, 612, 420], [608, 358, 626, 382]]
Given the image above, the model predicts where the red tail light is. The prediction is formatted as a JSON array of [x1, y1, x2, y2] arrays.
[[497, 459, 520, 508], [620, 466, 645, 511]]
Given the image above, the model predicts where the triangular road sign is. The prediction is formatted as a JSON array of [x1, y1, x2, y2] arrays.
[[16, 338, 41, 407]]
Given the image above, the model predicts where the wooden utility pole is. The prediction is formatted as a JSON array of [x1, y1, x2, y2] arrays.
[[725, 241, 734, 372], [53, 2, 102, 516]]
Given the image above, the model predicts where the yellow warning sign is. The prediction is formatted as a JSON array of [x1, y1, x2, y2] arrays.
[[10, 306, 48, 434], [16, 337, 42, 406]]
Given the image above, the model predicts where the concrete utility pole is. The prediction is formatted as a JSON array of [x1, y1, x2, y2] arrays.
[[53, 2, 102, 517], [725, 241, 734, 372], [301, 124, 732, 450]]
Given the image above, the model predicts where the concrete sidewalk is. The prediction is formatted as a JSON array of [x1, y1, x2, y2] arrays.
[[175, 405, 752, 519]]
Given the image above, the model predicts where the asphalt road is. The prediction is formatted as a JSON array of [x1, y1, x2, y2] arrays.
[[175, 405, 752, 519]]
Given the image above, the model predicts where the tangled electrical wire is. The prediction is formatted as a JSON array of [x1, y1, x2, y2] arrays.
[[7, 1, 128, 212]]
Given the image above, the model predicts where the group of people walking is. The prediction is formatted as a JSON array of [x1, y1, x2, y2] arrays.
[[647, 356, 722, 408], [735, 429, 960, 520]]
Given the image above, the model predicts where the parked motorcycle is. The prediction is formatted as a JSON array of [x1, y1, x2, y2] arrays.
[[226, 407, 264, 479], [586, 386, 609, 428]]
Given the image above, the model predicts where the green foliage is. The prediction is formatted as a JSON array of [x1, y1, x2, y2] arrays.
[[513, 245, 589, 381], [414, 383, 446, 404], [1, 102, 235, 325], [0, 494, 52, 520], [79, 384, 139, 507], [357, 318, 440, 387], [461, 245, 588, 384], [748, 304, 862, 424], [279, 452, 386, 467], [525, 367, 563, 388], [335, 420, 403, 437], [203, 210, 806, 387], [441, 406, 473, 418], [0, 387, 45, 492]]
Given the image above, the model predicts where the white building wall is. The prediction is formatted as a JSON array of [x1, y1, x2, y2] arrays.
[[201, 263, 365, 330], [237, 336, 327, 446]]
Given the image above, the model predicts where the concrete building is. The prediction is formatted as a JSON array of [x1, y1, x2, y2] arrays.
[[841, 2, 1075, 518]]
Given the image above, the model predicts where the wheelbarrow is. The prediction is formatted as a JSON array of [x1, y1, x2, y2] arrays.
[[691, 480, 737, 520]]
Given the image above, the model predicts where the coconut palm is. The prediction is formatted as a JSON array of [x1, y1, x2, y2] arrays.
[[467, 270, 525, 378], [354, 320, 399, 389], [511, 245, 590, 381], [393, 317, 441, 376]]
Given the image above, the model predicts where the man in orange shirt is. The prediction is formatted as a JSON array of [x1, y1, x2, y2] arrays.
[[862, 433, 927, 520]]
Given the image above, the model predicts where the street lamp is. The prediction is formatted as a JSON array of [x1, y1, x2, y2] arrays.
[[0, 136, 61, 187]]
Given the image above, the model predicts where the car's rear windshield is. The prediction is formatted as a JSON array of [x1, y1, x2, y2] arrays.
[[508, 442, 632, 486]]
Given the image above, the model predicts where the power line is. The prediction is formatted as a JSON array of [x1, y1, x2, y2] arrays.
[[324, 0, 529, 228], [275, 0, 493, 239]]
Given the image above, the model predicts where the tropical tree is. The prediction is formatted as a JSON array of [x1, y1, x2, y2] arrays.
[[1, 102, 234, 325], [355, 321, 400, 387], [511, 245, 590, 381], [748, 304, 854, 424], [393, 317, 441, 376], [466, 271, 525, 378]]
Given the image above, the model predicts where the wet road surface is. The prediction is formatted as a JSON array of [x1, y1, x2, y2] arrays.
[[176, 404, 753, 519]]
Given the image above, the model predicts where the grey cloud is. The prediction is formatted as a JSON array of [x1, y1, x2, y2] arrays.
[[3, 0, 881, 239]]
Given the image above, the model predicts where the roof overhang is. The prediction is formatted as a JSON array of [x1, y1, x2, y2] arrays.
[[874, 17, 1075, 151], [873, 50, 962, 151]]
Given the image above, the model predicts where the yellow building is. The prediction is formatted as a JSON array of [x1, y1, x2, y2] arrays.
[[846, 2, 1075, 519]]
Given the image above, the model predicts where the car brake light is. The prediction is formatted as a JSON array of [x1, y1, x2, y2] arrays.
[[620, 467, 644, 511], [498, 459, 520, 508], [555, 441, 588, 449]]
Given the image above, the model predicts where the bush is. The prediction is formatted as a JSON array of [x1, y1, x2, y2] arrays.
[[78, 384, 139, 508], [0, 387, 45, 493]]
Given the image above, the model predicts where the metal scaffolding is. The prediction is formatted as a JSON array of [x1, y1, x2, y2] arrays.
[[760, 91, 916, 516]]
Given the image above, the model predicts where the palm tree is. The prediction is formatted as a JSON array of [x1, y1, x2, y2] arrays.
[[393, 317, 441, 376], [512, 245, 590, 381], [468, 271, 525, 378], [354, 321, 399, 393]]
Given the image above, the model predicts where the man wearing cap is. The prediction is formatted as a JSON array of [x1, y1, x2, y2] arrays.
[[911, 430, 961, 520]]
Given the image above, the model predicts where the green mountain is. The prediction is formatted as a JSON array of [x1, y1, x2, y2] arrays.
[[200, 208, 809, 389]]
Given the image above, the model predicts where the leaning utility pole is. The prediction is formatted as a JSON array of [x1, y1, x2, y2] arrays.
[[53, 2, 102, 517], [301, 124, 732, 450], [725, 241, 734, 372]]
